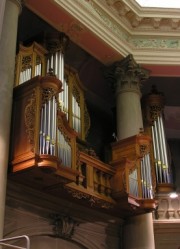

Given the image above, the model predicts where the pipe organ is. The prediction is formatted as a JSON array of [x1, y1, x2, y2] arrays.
[[11, 39, 158, 216], [45, 32, 89, 140], [15, 42, 47, 86], [111, 133, 156, 210], [142, 85, 173, 193], [12, 32, 90, 179], [14, 33, 90, 141], [10, 75, 78, 176]]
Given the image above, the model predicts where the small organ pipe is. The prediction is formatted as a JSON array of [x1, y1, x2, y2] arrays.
[[42, 102, 47, 154], [39, 107, 44, 154], [151, 125, 159, 183], [141, 160, 145, 198], [145, 154, 150, 198], [147, 153, 153, 198], [154, 120, 163, 183], [157, 116, 167, 182], [159, 114, 170, 183]]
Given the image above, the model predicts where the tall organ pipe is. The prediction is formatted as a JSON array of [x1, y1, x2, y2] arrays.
[[43, 32, 72, 167], [142, 85, 172, 186]]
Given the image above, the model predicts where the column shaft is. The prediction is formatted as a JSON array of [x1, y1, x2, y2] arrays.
[[0, 0, 21, 238], [0, 0, 6, 41], [114, 55, 154, 249], [116, 90, 143, 140], [124, 213, 155, 249]]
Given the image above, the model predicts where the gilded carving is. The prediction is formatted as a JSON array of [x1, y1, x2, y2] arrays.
[[89, 196, 114, 209], [66, 188, 89, 199], [149, 105, 162, 122], [45, 32, 69, 54], [24, 89, 36, 151], [21, 55, 32, 71], [42, 87, 57, 105]]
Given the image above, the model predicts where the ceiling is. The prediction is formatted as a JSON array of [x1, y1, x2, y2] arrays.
[[136, 0, 180, 9], [20, 0, 180, 140]]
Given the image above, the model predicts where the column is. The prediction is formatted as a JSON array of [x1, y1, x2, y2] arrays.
[[0, 0, 21, 238], [124, 213, 155, 249], [114, 54, 148, 140], [0, 0, 6, 41], [113, 55, 155, 249]]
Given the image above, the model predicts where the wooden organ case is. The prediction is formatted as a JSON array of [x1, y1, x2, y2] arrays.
[[9, 33, 158, 217], [10, 75, 79, 187]]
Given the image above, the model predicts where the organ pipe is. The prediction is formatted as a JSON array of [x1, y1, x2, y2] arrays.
[[43, 32, 73, 166], [140, 153, 153, 199], [15, 42, 47, 86], [142, 85, 173, 190]]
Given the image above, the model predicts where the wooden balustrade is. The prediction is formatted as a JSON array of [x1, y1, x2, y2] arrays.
[[65, 151, 116, 208]]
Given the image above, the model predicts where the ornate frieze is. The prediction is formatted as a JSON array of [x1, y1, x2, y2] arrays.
[[130, 38, 180, 49]]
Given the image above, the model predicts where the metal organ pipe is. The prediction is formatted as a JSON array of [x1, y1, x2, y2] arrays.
[[153, 119, 163, 183], [151, 114, 171, 184], [159, 114, 170, 183], [140, 153, 153, 199], [143, 86, 172, 187], [129, 168, 138, 197], [157, 115, 166, 182], [43, 32, 72, 167], [151, 125, 159, 183], [39, 95, 58, 156]]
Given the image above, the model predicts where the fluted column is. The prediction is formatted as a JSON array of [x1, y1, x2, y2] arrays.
[[114, 54, 149, 140], [0, 0, 21, 238]]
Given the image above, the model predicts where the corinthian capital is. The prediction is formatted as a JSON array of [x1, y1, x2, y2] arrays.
[[114, 54, 149, 93]]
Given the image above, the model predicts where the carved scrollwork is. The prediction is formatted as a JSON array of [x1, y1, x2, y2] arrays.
[[42, 87, 57, 105], [24, 89, 36, 151], [66, 188, 89, 199], [149, 104, 162, 122], [89, 196, 114, 209], [50, 213, 78, 239], [45, 32, 69, 54], [21, 55, 32, 71], [72, 85, 80, 104], [139, 144, 150, 157]]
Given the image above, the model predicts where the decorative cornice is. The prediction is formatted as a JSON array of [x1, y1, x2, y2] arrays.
[[26, 0, 180, 64]]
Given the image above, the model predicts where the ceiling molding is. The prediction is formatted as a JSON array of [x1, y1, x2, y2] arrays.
[[25, 0, 180, 65]]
